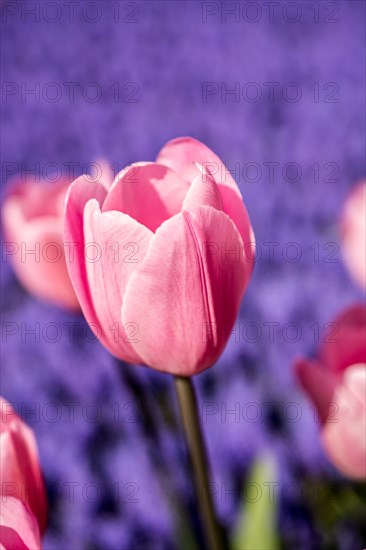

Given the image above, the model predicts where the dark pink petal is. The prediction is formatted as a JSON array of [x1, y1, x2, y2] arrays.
[[295, 359, 339, 424], [321, 305, 366, 374]]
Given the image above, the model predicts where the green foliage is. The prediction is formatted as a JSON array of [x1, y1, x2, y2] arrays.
[[232, 454, 279, 550]]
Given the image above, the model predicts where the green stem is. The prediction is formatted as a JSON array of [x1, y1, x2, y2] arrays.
[[175, 376, 227, 550]]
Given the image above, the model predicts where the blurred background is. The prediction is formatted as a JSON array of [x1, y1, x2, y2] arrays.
[[1, 1, 365, 548]]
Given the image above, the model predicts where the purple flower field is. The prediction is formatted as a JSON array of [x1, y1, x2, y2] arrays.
[[1, 1, 365, 548]]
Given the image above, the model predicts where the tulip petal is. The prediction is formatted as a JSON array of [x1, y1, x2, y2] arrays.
[[321, 305, 366, 374], [3, 179, 69, 222], [322, 364, 366, 479], [11, 427, 46, 534], [0, 497, 41, 550], [295, 359, 339, 424], [91, 159, 115, 189], [8, 217, 79, 310], [157, 137, 223, 187], [156, 137, 254, 259], [64, 175, 108, 326], [83, 199, 153, 362], [0, 400, 47, 534], [0, 398, 19, 429], [0, 430, 47, 535], [341, 182, 366, 290], [103, 162, 189, 231], [182, 166, 223, 211], [3, 181, 79, 310], [122, 205, 250, 375]]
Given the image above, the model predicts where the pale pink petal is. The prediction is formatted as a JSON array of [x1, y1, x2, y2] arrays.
[[295, 359, 339, 424], [4, 178, 69, 222], [322, 364, 366, 479], [341, 182, 366, 289], [182, 166, 223, 211], [64, 176, 108, 326], [27, 224, 80, 310], [156, 137, 254, 261], [91, 159, 114, 189], [0, 497, 41, 550], [5, 216, 79, 310], [3, 181, 79, 310], [0, 399, 20, 430], [83, 200, 153, 362], [103, 162, 189, 232], [122, 205, 250, 375]]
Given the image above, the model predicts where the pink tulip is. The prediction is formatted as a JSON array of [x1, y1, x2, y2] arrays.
[[0, 398, 47, 534], [295, 305, 366, 479], [64, 137, 254, 375], [0, 496, 41, 550], [2, 177, 80, 310], [341, 181, 366, 289]]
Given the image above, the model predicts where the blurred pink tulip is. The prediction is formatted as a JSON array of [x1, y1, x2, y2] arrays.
[[295, 305, 366, 479], [0, 496, 41, 550], [2, 177, 80, 310], [341, 181, 366, 289], [64, 137, 254, 375], [0, 398, 47, 534]]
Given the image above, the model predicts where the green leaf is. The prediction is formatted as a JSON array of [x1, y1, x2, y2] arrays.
[[232, 454, 279, 550]]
